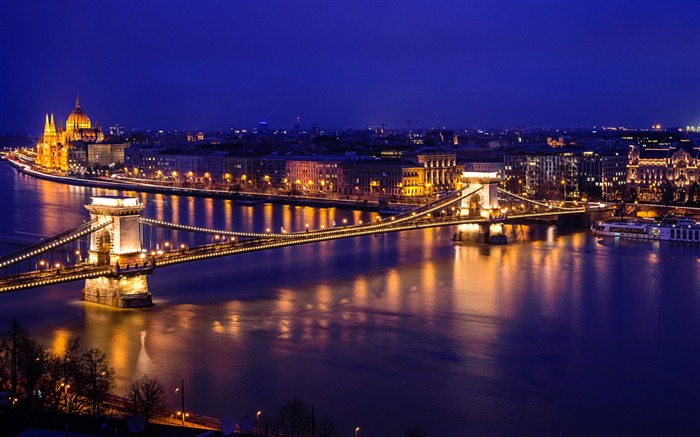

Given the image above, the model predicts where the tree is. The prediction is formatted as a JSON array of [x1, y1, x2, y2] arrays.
[[317, 413, 337, 437], [42, 337, 82, 412], [79, 348, 115, 416], [19, 337, 47, 407], [277, 397, 311, 437], [1, 319, 29, 397], [129, 374, 167, 422]]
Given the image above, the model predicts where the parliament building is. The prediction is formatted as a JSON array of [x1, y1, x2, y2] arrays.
[[35, 96, 104, 171]]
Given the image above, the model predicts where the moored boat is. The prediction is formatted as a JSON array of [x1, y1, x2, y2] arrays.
[[591, 216, 700, 242]]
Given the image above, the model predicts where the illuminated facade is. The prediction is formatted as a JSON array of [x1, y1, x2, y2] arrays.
[[36, 113, 68, 171], [338, 159, 425, 198], [627, 143, 699, 202], [35, 96, 104, 171], [415, 151, 460, 194], [287, 156, 343, 194]]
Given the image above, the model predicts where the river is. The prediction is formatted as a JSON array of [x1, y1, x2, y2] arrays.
[[1, 162, 699, 436]]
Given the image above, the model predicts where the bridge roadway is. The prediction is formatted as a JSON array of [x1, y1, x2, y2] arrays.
[[0, 184, 600, 294], [0, 207, 589, 294]]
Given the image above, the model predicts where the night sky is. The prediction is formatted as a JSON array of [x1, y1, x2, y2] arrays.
[[1, 0, 698, 133]]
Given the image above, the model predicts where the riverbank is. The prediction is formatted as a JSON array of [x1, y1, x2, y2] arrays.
[[2, 157, 387, 212]]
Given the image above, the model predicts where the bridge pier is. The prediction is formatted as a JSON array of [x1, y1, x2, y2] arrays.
[[453, 221, 507, 244], [82, 196, 152, 308], [83, 273, 152, 308]]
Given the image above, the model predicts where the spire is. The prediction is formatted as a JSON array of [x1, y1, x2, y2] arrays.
[[50, 114, 55, 128], [76, 93, 80, 108], [45, 113, 49, 127]]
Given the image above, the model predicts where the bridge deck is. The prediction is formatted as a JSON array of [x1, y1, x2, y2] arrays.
[[0, 186, 591, 293]]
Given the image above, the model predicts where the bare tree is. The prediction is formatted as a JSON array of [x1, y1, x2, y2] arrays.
[[317, 413, 337, 437], [19, 337, 47, 406], [1, 319, 29, 397], [79, 348, 115, 416], [42, 337, 81, 412], [277, 397, 311, 437], [128, 374, 167, 422]]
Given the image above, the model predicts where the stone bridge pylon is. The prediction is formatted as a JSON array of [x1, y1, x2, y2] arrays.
[[82, 196, 153, 308], [459, 171, 500, 217]]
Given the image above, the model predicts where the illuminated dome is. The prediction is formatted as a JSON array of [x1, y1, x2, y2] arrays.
[[66, 96, 91, 130]]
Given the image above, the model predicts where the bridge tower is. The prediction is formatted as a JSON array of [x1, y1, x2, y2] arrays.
[[459, 172, 500, 217], [82, 196, 152, 308]]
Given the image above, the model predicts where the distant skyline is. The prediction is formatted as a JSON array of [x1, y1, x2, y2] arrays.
[[1, 0, 698, 133]]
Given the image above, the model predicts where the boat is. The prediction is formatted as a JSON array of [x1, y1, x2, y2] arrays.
[[591, 216, 700, 242]]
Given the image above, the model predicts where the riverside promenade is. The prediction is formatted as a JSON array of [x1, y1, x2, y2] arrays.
[[1, 154, 425, 213]]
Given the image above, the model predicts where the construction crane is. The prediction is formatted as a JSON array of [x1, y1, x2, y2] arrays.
[[368, 122, 389, 135]]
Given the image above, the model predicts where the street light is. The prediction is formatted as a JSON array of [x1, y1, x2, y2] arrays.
[[561, 179, 566, 200], [175, 379, 185, 427], [256, 410, 261, 429], [355, 426, 360, 437]]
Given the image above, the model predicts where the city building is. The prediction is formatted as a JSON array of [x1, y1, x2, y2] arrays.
[[578, 148, 627, 200], [338, 159, 426, 199], [415, 150, 460, 195], [286, 156, 344, 194], [35, 97, 104, 171], [627, 142, 700, 202]]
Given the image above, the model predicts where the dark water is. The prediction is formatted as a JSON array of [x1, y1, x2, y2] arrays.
[[1, 162, 700, 436]]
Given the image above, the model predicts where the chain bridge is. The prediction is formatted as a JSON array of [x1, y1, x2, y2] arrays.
[[0, 173, 599, 307]]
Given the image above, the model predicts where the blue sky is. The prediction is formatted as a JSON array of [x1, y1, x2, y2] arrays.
[[1, 0, 698, 132]]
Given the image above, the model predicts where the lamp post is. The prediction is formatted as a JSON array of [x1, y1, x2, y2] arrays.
[[175, 379, 185, 426], [561, 179, 566, 200], [355, 426, 360, 437], [256, 410, 261, 430]]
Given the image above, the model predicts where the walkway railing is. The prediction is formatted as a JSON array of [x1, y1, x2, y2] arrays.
[[0, 219, 108, 269], [0, 185, 591, 293]]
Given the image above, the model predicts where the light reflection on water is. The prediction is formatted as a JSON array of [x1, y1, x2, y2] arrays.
[[2, 164, 700, 436]]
